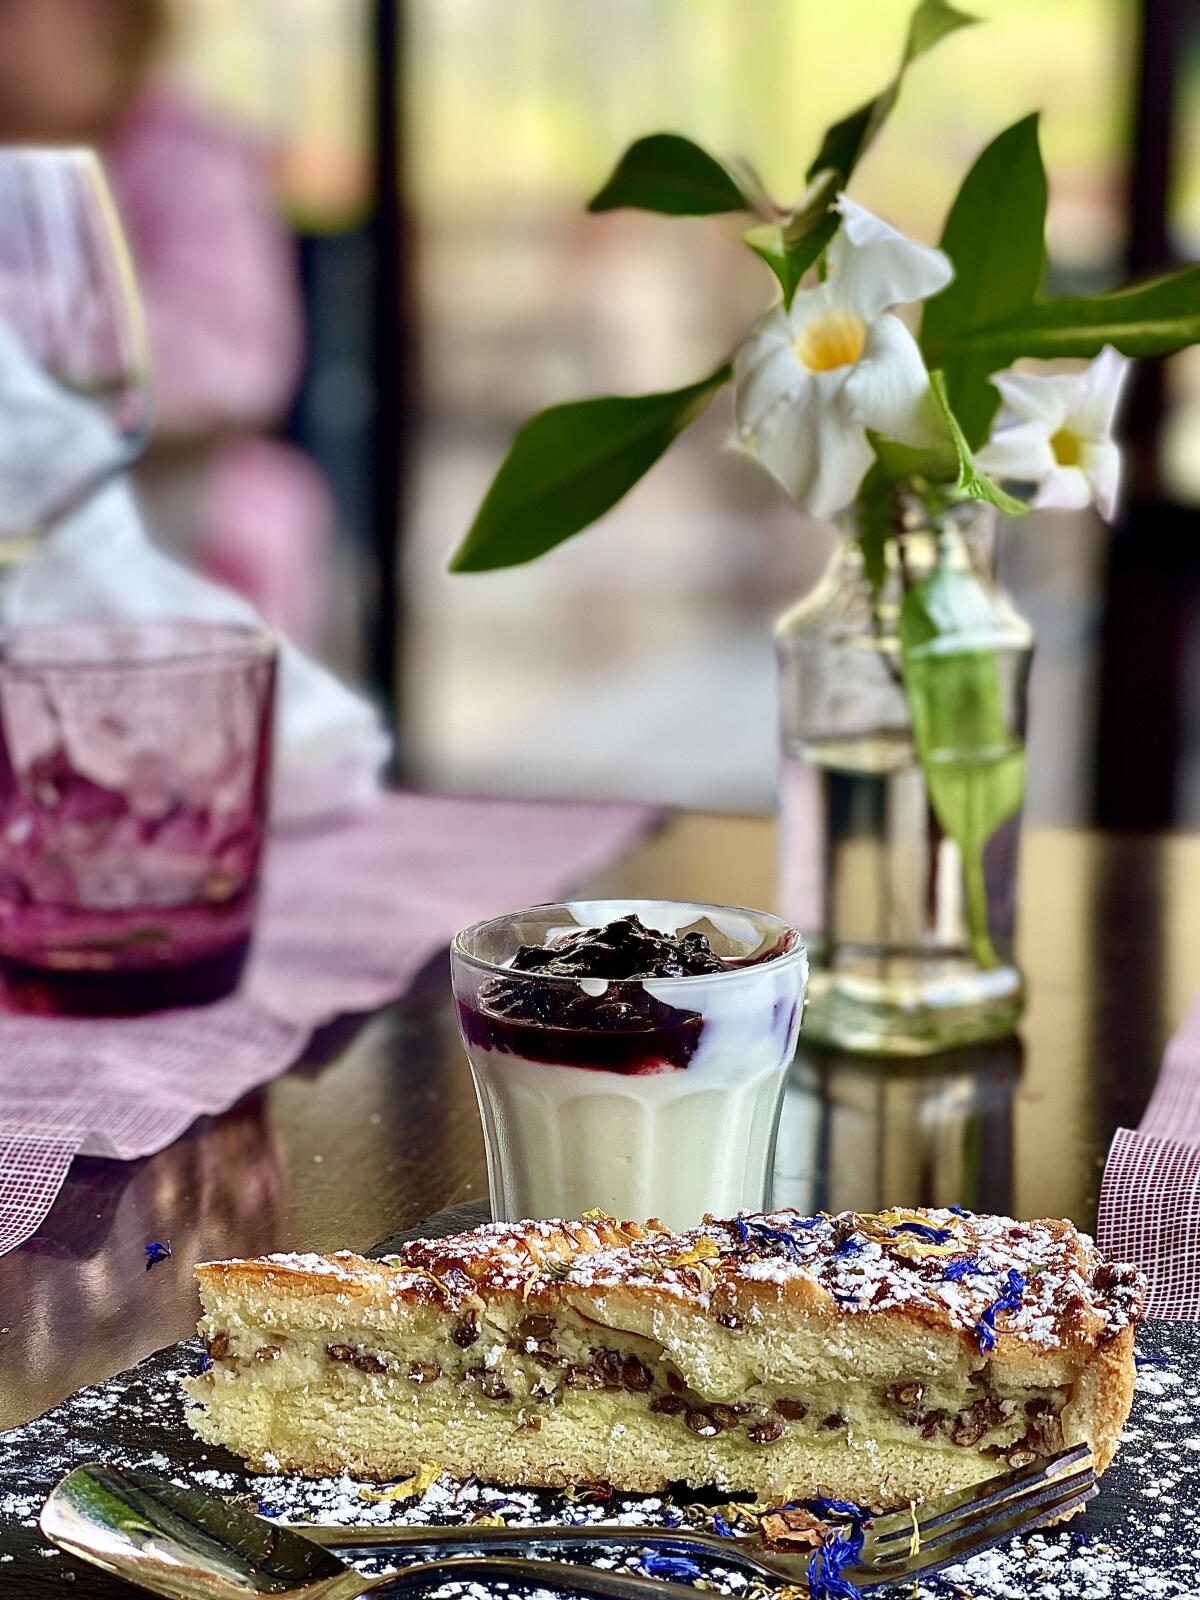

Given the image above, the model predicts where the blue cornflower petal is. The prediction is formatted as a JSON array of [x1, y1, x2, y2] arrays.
[[892, 1222, 953, 1244], [712, 1512, 735, 1538], [746, 1221, 812, 1262], [833, 1235, 865, 1258], [144, 1240, 172, 1271], [733, 1216, 751, 1245], [809, 1496, 865, 1519], [947, 1204, 973, 1218], [807, 1522, 866, 1600], [974, 1268, 1026, 1352], [943, 1257, 982, 1282], [257, 1501, 282, 1519], [197, 1352, 212, 1374], [638, 1550, 705, 1583]]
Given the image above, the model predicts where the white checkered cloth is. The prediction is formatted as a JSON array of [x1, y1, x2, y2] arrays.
[[0, 792, 655, 1257], [1098, 997, 1200, 1318]]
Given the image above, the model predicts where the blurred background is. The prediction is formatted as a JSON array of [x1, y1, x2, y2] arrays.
[[7, 0, 1197, 826]]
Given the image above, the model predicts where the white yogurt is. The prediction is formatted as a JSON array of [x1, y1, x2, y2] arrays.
[[455, 910, 807, 1230]]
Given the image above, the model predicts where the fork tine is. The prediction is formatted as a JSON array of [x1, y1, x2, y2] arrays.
[[865, 1444, 1092, 1545], [855, 1479, 1097, 1589], [864, 1466, 1096, 1572]]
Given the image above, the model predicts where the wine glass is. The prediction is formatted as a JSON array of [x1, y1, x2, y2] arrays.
[[0, 146, 151, 559]]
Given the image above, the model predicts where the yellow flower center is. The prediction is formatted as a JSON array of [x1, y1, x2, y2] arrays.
[[1051, 427, 1082, 467], [795, 310, 867, 373]]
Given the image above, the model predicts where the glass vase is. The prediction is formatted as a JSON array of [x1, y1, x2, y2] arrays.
[[775, 503, 1032, 1056]]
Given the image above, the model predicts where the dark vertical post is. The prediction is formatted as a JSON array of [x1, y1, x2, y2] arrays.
[[1122, 0, 1181, 497], [1093, 0, 1197, 828], [367, 0, 409, 760]]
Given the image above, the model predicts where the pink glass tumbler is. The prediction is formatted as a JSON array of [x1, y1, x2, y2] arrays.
[[0, 621, 277, 1015]]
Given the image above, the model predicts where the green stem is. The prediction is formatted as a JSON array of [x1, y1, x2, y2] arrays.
[[962, 847, 998, 969]]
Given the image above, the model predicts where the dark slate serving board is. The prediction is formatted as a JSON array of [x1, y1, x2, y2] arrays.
[[2, 1204, 1198, 1599]]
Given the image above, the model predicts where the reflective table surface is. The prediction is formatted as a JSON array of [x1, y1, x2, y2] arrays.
[[1, 814, 1195, 1432]]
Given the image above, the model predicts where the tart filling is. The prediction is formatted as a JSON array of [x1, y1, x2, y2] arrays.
[[199, 1308, 1070, 1467]]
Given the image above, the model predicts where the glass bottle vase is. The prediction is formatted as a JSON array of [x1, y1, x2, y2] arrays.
[[775, 504, 1033, 1056]]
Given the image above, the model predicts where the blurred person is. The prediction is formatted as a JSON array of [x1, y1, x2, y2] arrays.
[[0, 0, 331, 648]]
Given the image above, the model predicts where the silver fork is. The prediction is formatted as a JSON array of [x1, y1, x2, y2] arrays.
[[294, 1445, 1097, 1592]]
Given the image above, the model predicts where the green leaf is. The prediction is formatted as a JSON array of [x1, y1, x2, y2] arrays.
[[805, 0, 977, 184], [742, 172, 839, 307], [899, 562, 1025, 967], [904, 0, 980, 57], [867, 430, 958, 488], [927, 372, 1028, 516], [921, 114, 1047, 447], [931, 267, 1200, 362], [448, 362, 732, 572], [742, 223, 799, 302], [587, 134, 750, 216]]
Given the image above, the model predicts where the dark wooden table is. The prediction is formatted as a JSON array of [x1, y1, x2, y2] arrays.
[[1, 814, 1195, 1435]]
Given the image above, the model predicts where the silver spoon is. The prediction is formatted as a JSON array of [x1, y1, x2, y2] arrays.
[[40, 1462, 700, 1600]]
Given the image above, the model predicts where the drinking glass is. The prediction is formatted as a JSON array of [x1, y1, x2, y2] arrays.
[[0, 621, 276, 1015], [0, 147, 151, 557], [452, 899, 807, 1228]]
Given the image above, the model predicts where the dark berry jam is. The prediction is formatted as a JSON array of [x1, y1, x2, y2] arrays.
[[459, 914, 728, 1075], [509, 914, 726, 979]]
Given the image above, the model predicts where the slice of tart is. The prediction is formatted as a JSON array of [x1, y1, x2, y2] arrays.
[[185, 1206, 1144, 1509]]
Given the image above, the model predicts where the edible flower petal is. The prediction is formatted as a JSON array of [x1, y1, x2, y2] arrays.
[[144, 1240, 172, 1271], [745, 1219, 819, 1262], [359, 1461, 444, 1502], [809, 1497, 865, 1520], [892, 1222, 953, 1244], [942, 1257, 982, 1282], [638, 1550, 706, 1583], [667, 1238, 722, 1268], [807, 1520, 866, 1600], [974, 1268, 1027, 1353]]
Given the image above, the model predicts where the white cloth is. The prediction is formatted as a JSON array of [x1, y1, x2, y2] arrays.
[[0, 321, 390, 824]]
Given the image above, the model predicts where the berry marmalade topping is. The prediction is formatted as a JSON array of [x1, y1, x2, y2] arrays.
[[509, 914, 728, 980], [460, 915, 730, 1074]]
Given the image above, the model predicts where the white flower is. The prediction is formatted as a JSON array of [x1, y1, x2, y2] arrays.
[[731, 196, 953, 519], [975, 346, 1130, 520]]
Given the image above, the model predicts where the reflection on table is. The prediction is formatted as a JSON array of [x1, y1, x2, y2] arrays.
[[775, 1039, 1020, 1217]]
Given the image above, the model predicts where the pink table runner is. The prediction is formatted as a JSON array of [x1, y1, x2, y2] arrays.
[[0, 792, 656, 1256], [1098, 996, 1200, 1318]]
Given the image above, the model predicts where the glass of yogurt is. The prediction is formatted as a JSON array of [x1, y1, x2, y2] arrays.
[[450, 899, 807, 1229]]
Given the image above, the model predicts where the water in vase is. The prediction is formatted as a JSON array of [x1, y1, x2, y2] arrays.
[[780, 729, 1024, 1055]]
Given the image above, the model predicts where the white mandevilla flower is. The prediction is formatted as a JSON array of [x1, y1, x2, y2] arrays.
[[974, 346, 1130, 520], [731, 196, 953, 519]]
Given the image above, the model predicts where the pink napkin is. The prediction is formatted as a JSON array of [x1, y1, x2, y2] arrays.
[[1098, 996, 1200, 1318], [0, 792, 657, 1256]]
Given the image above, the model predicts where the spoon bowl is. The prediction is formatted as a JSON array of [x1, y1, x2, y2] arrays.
[[41, 1462, 368, 1600]]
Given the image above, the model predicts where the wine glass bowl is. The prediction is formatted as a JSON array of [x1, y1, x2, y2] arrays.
[[0, 146, 151, 554]]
